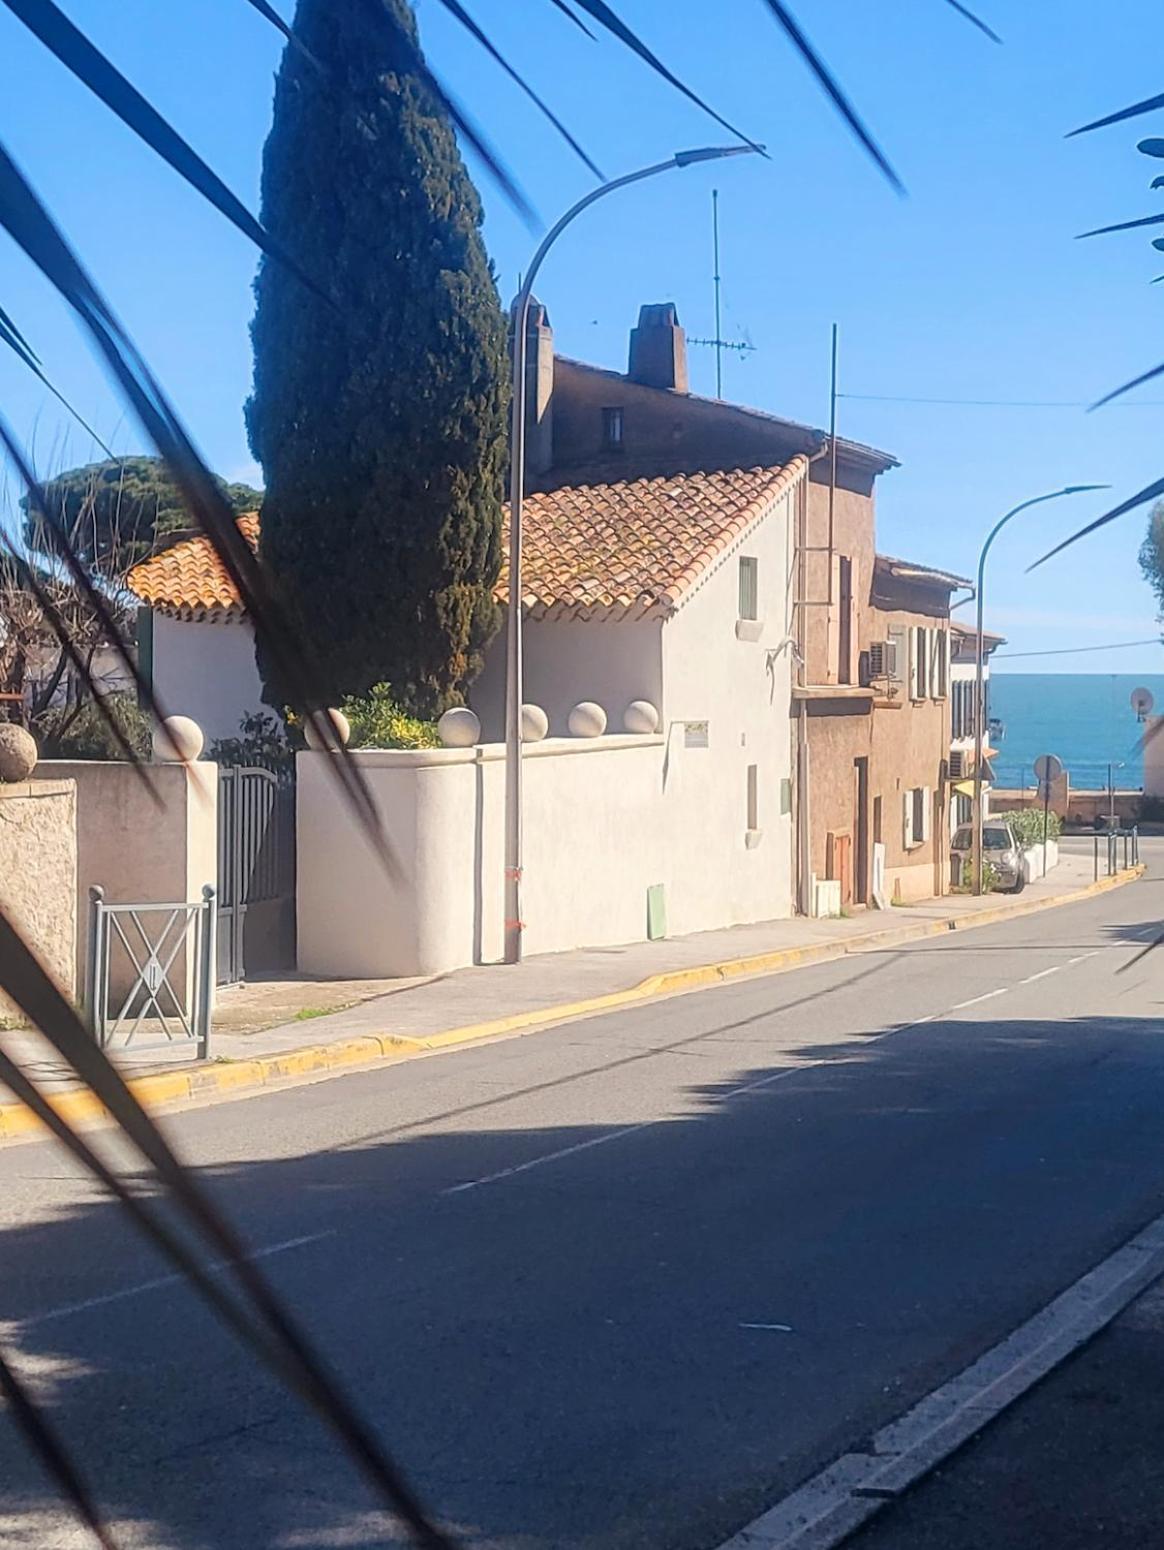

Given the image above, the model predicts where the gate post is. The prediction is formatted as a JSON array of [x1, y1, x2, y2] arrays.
[[85, 885, 106, 1045], [197, 884, 217, 1060]]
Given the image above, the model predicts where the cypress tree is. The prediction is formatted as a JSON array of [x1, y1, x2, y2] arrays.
[[246, 0, 508, 716]]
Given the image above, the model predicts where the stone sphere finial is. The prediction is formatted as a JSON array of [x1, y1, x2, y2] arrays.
[[521, 704, 549, 743], [438, 706, 481, 748], [153, 715, 204, 763], [567, 702, 607, 738], [623, 700, 660, 734], [303, 709, 351, 752], [0, 724, 38, 782]]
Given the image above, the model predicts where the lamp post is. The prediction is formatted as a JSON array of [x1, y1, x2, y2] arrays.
[[503, 145, 762, 963], [971, 484, 1107, 894]]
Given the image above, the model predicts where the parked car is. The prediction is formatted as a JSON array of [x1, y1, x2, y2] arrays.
[[951, 820, 1025, 893]]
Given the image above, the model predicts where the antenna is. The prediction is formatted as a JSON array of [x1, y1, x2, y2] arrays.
[[689, 189, 755, 398]]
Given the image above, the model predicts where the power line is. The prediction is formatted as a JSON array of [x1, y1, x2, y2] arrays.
[[839, 392, 1164, 408], [995, 638, 1162, 660]]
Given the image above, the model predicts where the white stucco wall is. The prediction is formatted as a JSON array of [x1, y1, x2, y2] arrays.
[[658, 483, 796, 936], [297, 740, 666, 977], [298, 477, 800, 978], [471, 616, 663, 740], [152, 614, 266, 745]]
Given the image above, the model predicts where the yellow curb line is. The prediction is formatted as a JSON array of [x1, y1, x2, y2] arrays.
[[0, 865, 1145, 1141]]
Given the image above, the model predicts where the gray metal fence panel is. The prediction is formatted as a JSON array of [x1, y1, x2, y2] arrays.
[[85, 885, 216, 1058]]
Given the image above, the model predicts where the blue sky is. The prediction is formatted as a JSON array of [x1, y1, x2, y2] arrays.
[[2, 0, 1164, 670]]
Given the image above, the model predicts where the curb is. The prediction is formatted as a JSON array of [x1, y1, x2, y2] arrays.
[[0, 864, 1145, 1142]]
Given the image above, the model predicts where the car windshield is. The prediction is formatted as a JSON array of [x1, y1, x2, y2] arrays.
[[953, 826, 1012, 851]]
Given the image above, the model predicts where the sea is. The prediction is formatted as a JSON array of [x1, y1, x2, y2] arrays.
[[989, 674, 1164, 791]]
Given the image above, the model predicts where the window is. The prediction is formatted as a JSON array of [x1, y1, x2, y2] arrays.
[[952, 680, 975, 741], [912, 785, 927, 842], [935, 628, 950, 699], [738, 556, 759, 621], [838, 556, 854, 684], [831, 553, 858, 684], [746, 764, 759, 832], [914, 627, 930, 699], [601, 406, 624, 450], [887, 625, 908, 687], [903, 785, 932, 849]]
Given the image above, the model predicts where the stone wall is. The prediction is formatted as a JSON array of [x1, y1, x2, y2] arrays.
[[0, 780, 77, 1024], [35, 760, 217, 1003]]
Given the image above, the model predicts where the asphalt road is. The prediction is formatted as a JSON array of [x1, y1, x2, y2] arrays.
[[2, 846, 1164, 1549]]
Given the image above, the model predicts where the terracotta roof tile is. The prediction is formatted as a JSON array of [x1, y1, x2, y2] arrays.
[[126, 463, 806, 622], [501, 461, 806, 619], [127, 513, 258, 620]]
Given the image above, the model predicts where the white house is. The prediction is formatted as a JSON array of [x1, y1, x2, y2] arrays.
[[128, 512, 267, 746], [129, 461, 804, 972]]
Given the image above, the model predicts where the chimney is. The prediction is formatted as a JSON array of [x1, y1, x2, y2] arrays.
[[628, 302, 689, 393], [509, 296, 554, 475]]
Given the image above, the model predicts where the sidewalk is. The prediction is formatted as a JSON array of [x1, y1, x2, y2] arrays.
[[843, 1271, 1164, 1550], [0, 846, 1142, 1131]]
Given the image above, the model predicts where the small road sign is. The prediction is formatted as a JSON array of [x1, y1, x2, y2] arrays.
[[1033, 753, 1064, 784]]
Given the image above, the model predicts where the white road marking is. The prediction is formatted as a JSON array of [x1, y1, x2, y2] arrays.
[[713, 1210, 1164, 1550], [444, 1068, 801, 1195], [893, 1013, 939, 1033], [442, 1124, 654, 1194], [445, 923, 1133, 1196], [740, 1322, 793, 1333], [20, 1231, 335, 1329], [950, 987, 1008, 1010]]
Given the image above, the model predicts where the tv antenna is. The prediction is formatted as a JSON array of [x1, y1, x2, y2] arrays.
[[689, 189, 756, 398]]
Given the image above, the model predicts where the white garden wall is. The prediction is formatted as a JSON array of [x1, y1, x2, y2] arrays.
[[297, 729, 791, 978]]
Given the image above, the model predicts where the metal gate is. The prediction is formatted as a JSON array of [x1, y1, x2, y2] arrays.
[[85, 885, 216, 1058], [217, 764, 296, 986]]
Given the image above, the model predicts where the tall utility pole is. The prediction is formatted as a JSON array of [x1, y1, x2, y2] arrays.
[[827, 323, 838, 606]]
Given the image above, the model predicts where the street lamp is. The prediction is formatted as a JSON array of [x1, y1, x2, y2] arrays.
[[503, 145, 763, 963], [971, 484, 1107, 894]]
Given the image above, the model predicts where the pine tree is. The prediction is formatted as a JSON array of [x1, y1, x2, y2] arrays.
[[246, 0, 508, 716]]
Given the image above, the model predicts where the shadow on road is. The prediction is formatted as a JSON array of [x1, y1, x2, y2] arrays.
[[3, 998, 1164, 1548]]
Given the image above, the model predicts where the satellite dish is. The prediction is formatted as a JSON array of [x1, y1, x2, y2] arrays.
[[1033, 753, 1064, 783], [1131, 687, 1155, 722]]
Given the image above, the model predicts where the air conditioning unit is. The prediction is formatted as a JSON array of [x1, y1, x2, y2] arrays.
[[867, 639, 898, 681], [948, 749, 967, 780]]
